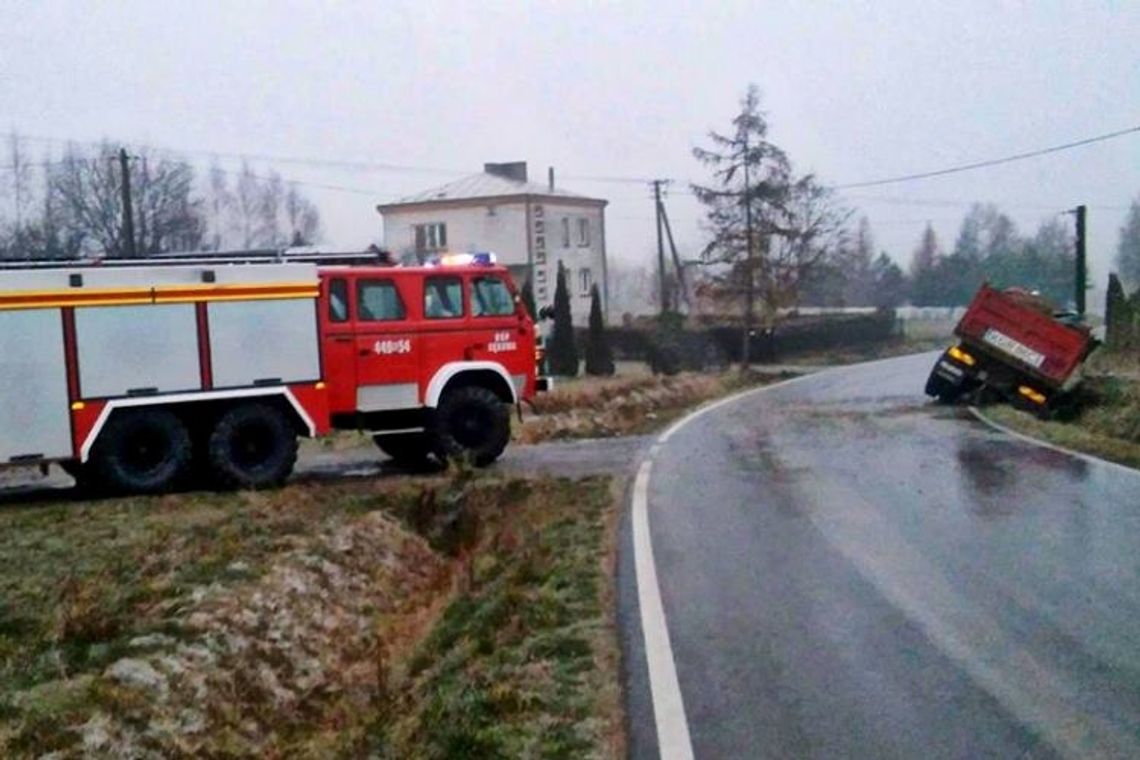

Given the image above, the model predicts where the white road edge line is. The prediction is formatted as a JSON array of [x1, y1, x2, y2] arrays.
[[632, 370, 822, 759], [968, 405, 1140, 475]]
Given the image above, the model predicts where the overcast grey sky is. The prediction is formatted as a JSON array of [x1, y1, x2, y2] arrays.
[[1, 1, 1138, 300]]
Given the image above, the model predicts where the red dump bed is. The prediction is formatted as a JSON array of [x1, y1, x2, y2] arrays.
[[955, 284, 1092, 389]]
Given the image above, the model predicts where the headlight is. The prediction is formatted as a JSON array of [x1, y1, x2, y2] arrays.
[[948, 345, 976, 366]]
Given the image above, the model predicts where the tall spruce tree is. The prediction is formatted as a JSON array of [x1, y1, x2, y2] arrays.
[[548, 262, 579, 376], [584, 283, 615, 376]]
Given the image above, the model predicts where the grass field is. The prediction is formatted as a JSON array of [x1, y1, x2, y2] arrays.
[[982, 363, 1140, 471], [0, 472, 622, 757], [517, 368, 796, 443]]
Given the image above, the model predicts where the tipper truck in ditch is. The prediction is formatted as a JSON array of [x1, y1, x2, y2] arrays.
[[925, 284, 1097, 415]]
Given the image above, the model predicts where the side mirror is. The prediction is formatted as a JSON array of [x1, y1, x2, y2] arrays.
[[537, 306, 555, 321]]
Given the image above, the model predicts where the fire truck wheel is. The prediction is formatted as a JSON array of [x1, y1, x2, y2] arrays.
[[373, 433, 437, 470], [207, 404, 298, 489], [432, 386, 511, 466], [90, 409, 193, 495]]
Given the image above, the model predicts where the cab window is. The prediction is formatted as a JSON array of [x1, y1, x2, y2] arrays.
[[357, 279, 405, 321], [472, 276, 515, 317], [328, 278, 349, 323], [424, 276, 464, 319]]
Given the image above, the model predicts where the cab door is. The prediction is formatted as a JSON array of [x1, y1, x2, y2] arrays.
[[352, 277, 420, 412], [319, 275, 357, 415], [467, 273, 533, 397]]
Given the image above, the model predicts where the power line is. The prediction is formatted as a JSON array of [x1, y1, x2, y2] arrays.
[[841, 193, 1130, 213], [835, 124, 1140, 189]]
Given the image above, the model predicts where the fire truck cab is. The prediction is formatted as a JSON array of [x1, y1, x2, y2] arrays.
[[0, 252, 542, 495], [318, 256, 538, 468]]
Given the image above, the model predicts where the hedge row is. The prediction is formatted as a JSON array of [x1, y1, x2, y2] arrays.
[[571, 310, 898, 374]]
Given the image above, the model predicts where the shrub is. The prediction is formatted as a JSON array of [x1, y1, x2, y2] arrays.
[[584, 284, 614, 376], [547, 263, 579, 376]]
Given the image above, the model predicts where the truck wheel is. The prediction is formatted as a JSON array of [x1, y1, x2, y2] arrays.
[[373, 432, 437, 470], [925, 372, 963, 403], [89, 409, 192, 495], [432, 386, 510, 466], [207, 404, 297, 489]]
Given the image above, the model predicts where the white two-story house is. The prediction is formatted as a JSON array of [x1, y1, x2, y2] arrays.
[[376, 162, 608, 325]]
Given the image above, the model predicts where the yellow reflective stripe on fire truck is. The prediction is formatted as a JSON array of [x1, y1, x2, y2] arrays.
[[152, 282, 318, 304], [0, 282, 318, 311]]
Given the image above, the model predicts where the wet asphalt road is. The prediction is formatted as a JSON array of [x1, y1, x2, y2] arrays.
[[623, 352, 1140, 760]]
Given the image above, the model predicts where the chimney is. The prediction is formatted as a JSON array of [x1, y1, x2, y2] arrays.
[[548, 166, 555, 191], [483, 161, 528, 182]]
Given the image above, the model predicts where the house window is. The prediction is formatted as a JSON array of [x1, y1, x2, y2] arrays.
[[577, 218, 590, 247], [560, 217, 570, 248], [357, 279, 406, 321], [578, 268, 592, 296], [424, 276, 464, 319], [414, 222, 447, 252]]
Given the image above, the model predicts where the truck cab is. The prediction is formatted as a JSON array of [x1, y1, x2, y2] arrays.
[[317, 257, 540, 466]]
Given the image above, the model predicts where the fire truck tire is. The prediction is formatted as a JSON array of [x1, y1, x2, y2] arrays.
[[373, 433, 436, 470], [89, 409, 193, 495], [207, 404, 297, 489], [432, 386, 511, 466]]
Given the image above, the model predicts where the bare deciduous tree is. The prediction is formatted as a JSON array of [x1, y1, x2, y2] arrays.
[[47, 143, 203, 257], [285, 182, 321, 246]]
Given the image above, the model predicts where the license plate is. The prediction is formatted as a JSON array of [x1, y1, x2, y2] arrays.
[[982, 328, 1045, 369]]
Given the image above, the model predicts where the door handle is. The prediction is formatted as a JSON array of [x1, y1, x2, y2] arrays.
[[332, 337, 352, 344]]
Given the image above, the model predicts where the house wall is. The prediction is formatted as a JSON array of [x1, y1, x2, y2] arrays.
[[381, 198, 607, 326], [381, 203, 530, 267], [527, 201, 606, 326]]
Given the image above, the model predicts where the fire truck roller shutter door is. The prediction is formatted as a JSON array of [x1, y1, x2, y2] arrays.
[[424, 362, 517, 408], [76, 304, 201, 397], [208, 299, 321, 388], [0, 309, 72, 462]]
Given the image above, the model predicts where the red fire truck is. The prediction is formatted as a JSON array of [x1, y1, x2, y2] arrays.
[[0, 251, 546, 494]]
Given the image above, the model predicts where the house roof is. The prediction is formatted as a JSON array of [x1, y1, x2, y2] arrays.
[[378, 171, 604, 211]]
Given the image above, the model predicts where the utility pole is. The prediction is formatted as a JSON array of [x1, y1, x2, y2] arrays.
[[653, 179, 669, 315], [741, 132, 755, 368], [659, 199, 689, 312], [1074, 204, 1087, 316], [118, 148, 137, 258]]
